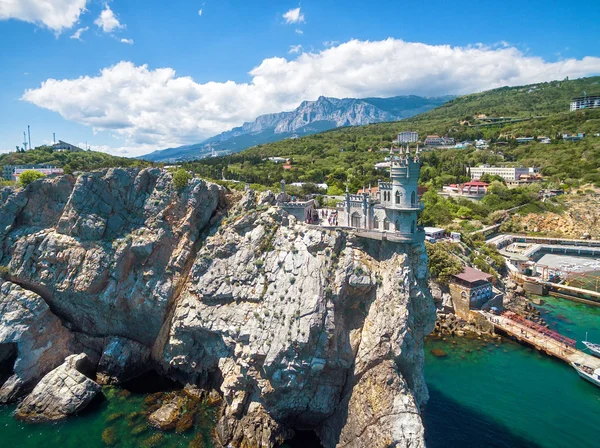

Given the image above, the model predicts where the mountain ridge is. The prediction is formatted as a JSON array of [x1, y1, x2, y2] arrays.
[[140, 94, 453, 162]]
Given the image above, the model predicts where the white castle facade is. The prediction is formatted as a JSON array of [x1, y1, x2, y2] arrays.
[[337, 146, 424, 240]]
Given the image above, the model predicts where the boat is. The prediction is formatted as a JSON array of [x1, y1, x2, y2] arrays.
[[571, 362, 600, 388], [582, 341, 600, 358], [583, 332, 600, 358]]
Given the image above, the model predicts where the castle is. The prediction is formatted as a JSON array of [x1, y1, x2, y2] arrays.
[[337, 146, 423, 239]]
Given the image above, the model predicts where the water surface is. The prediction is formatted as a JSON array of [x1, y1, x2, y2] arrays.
[[424, 295, 600, 448]]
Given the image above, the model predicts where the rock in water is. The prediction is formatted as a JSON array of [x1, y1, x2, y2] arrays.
[[430, 348, 448, 357], [0, 173, 437, 447], [0, 282, 75, 403], [147, 399, 181, 430], [15, 353, 101, 422], [96, 337, 151, 385]]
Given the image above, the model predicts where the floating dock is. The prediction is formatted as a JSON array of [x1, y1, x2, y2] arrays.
[[479, 310, 600, 371]]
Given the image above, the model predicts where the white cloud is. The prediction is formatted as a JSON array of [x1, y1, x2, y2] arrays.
[[21, 38, 600, 156], [283, 7, 304, 24], [120, 38, 134, 44], [198, 8, 202, 16], [94, 5, 123, 33], [0, 0, 88, 33], [323, 40, 339, 47], [294, 28, 303, 35], [70, 26, 88, 40], [288, 44, 302, 54]]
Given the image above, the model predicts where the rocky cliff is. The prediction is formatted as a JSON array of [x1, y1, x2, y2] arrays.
[[0, 169, 435, 447], [141, 95, 451, 162]]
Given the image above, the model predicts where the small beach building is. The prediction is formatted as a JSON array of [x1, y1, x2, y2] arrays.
[[449, 266, 495, 318]]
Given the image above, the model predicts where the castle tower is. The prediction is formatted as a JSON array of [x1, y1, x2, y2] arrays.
[[378, 144, 422, 235]]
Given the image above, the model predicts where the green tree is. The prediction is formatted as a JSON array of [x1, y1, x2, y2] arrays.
[[172, 168, 192, 191], [425, 242, 464, 285], [19, 170, 45, 186]]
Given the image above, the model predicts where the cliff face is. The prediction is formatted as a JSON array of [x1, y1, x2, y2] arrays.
[[0, 170, 435, 447], [156, 190, 435, 447]]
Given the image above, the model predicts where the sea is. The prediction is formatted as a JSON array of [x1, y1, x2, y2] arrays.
[[1, 294, 599, 448]]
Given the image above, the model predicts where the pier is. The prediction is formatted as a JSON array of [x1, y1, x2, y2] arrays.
[[479, 310, 600, 370], [509, 271, 600, 305]]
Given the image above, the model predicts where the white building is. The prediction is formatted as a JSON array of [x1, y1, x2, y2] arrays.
[[3, 164, 63, 181], [424, 135, 455, 146], [424, 227, 445, 241], [475, 139, 489, 149], [515, 137, 534, 144], [289, 182, 328, 191], [468, 165, 531, 181], [570, 95, 600, 111], [397, 131, 419, 144], [52, 140, 83, 152], [337, 146, 423, 240]]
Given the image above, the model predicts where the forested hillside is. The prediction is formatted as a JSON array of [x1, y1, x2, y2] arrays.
[[0, 146, 150, 177], [184, 77, 600, 192]]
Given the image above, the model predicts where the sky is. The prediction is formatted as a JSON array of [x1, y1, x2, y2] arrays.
[[1, 0, 599, 157]]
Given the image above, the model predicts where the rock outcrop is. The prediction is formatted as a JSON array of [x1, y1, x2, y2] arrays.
[[157, 191, 435, 447], [96, 337, 151, 385], [15, 353, 101, 422], [0, 172, 436, 447], [0, 282, 75, 402], [1, 168, 224, 345]]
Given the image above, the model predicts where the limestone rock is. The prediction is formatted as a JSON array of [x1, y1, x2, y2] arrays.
[[216, 402, 293, 448], [96, 337, 151, 385], [1, 168, 224, 345], [0, 282, 75, 403], [147, 399, 181, 430], [0, 173, 436, 445], [320, 360, 425, 448], [15, 353, 101, 422], [158, 203, 436, 447]]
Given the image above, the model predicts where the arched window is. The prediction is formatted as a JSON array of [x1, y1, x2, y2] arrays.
[[383, 218, 390, 231], [351, 212, 362, 228], [373, 215, 379, 230], [411, 220, 415, 234], [411, 191, 416, 206], [395, 191, 400, 204]]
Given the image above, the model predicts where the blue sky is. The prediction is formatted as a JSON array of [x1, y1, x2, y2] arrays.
[[1, 0, 599, 156]]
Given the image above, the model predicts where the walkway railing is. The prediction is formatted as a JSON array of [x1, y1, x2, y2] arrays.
[[502, 311, 576, 347]]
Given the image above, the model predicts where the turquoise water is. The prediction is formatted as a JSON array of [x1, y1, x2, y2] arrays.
[[1, 295, 599, 448], [424, 295, 600, 448], [0, 386, 216, 448]]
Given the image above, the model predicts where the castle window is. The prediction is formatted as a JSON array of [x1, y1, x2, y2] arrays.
[[373, 215, 379, 230], [395, 191, 400, 204], [396, 219, 401, 232], [411, 191, 416, 206], [411, 220, 415, 233], [351, 212, 362, 228], [383, 218, 390, 230]]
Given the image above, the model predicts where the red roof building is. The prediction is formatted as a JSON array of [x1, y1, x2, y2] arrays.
[[451, 266, 493, 286]]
